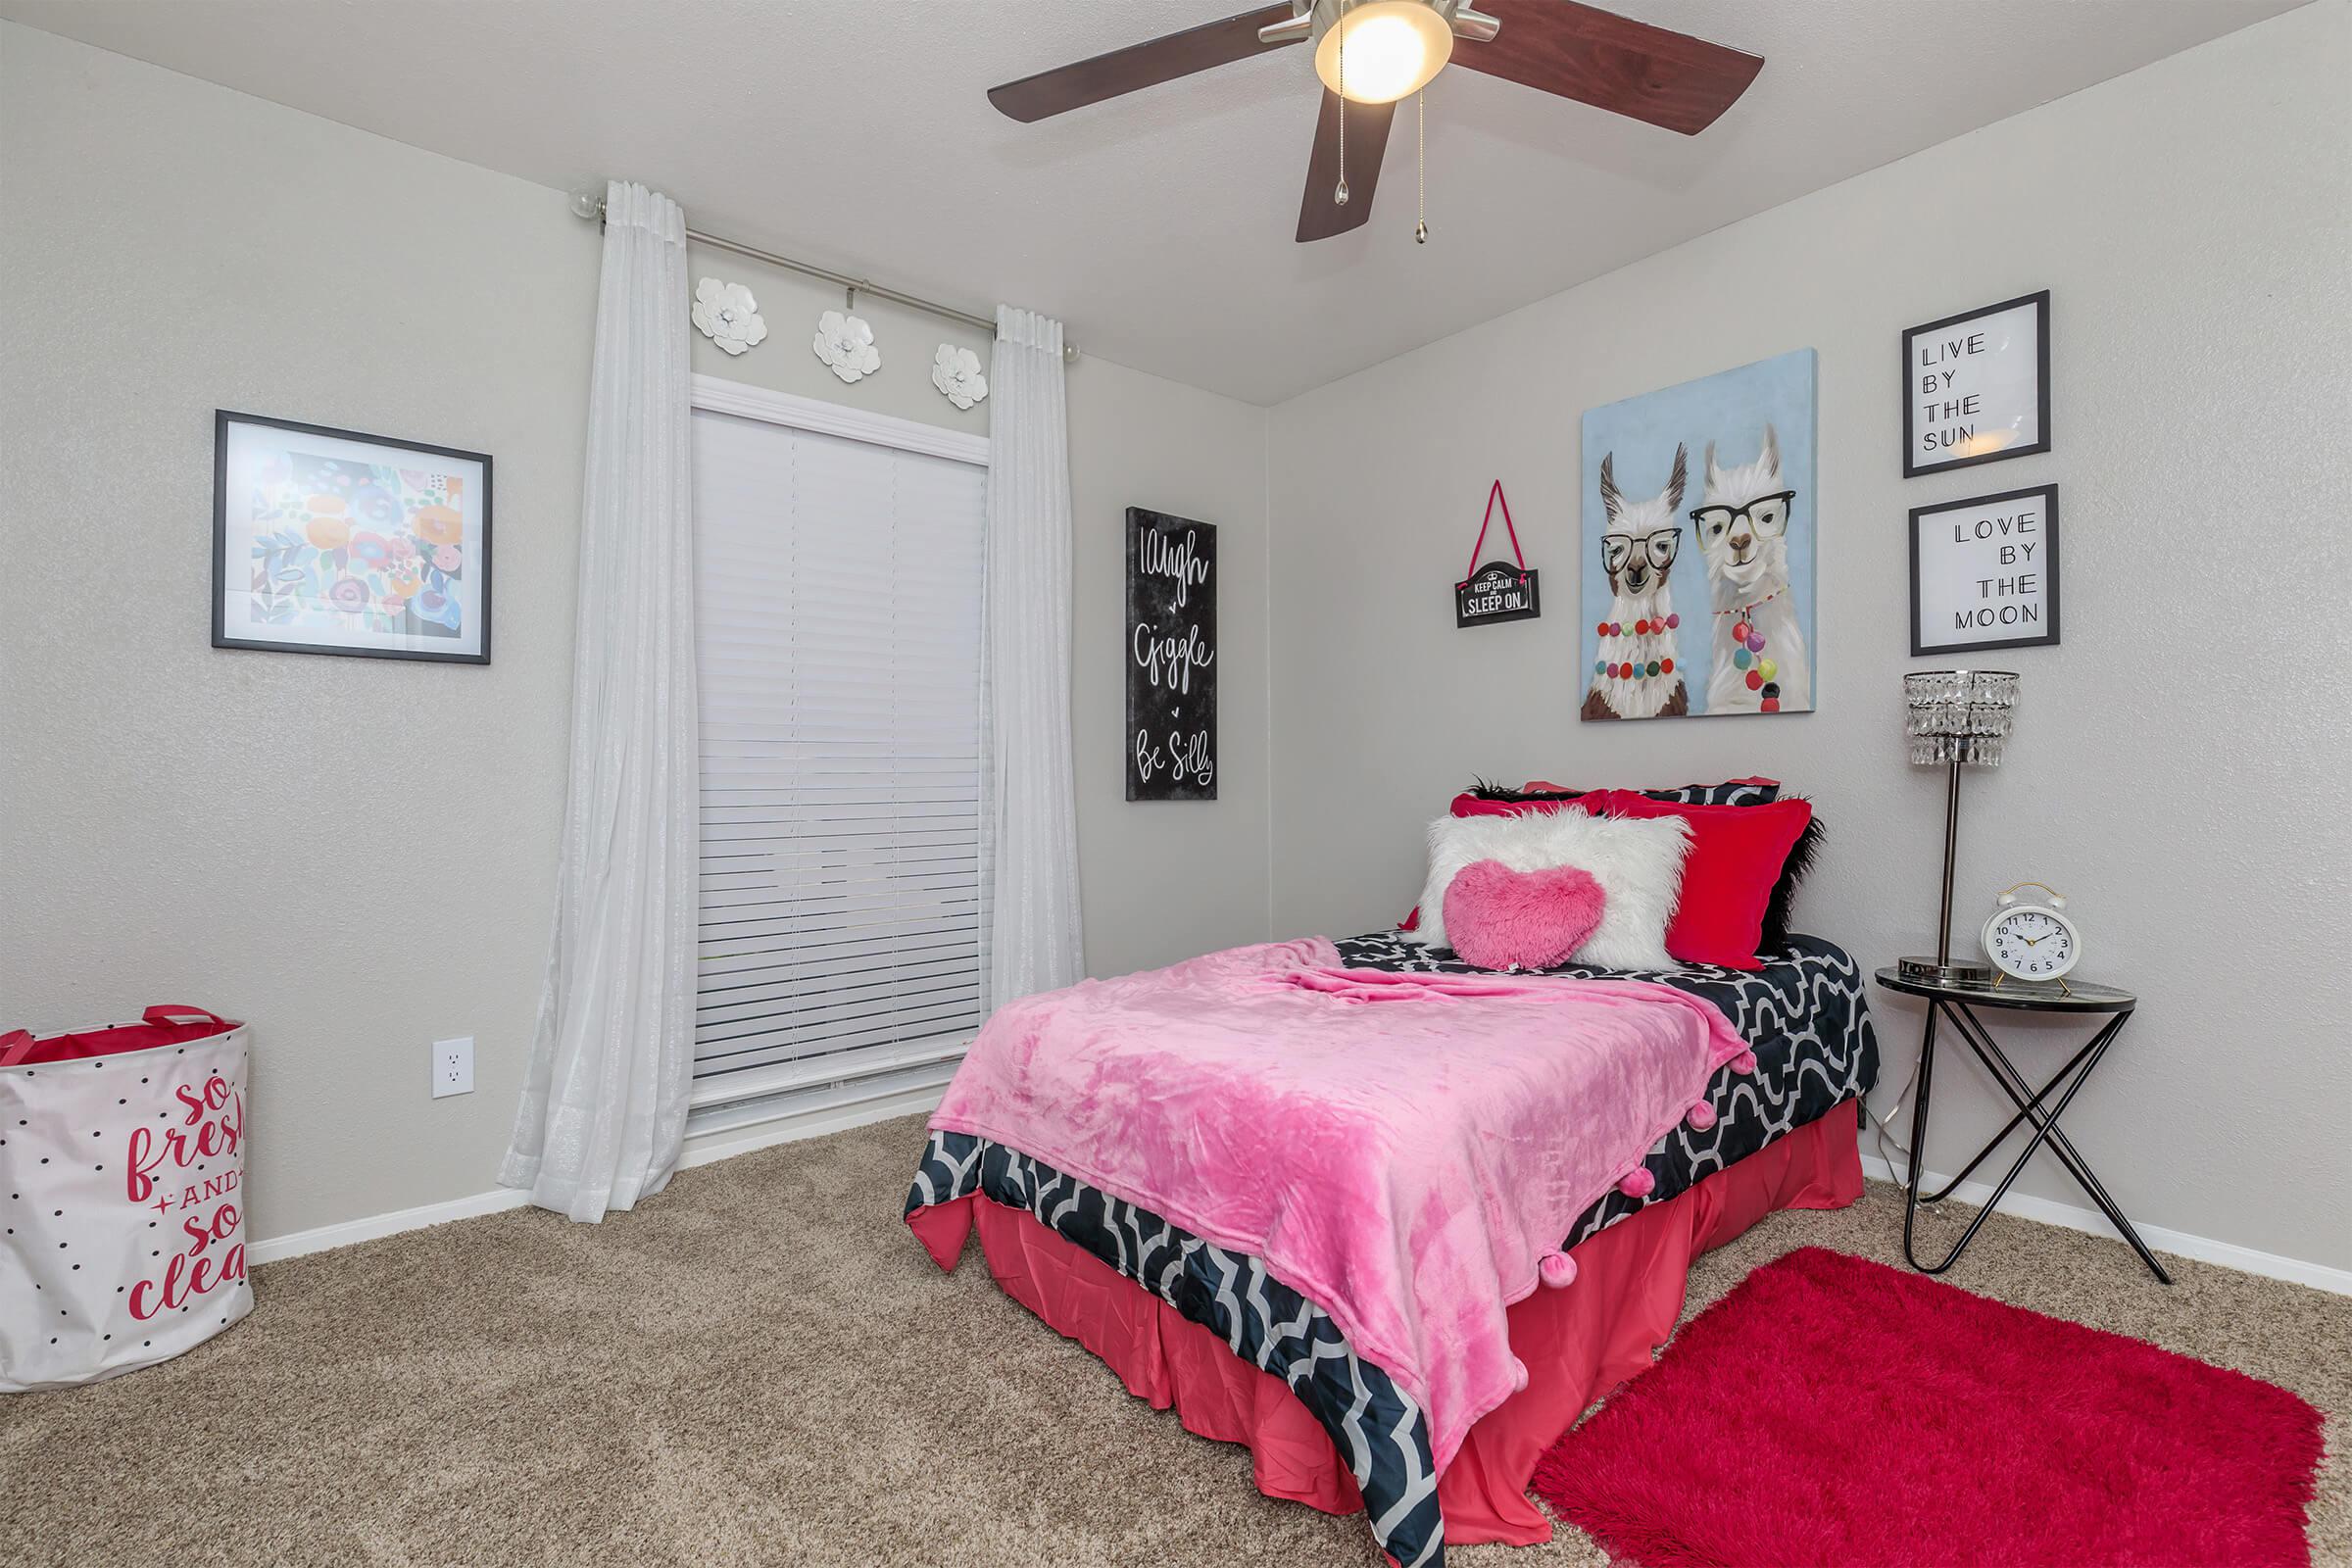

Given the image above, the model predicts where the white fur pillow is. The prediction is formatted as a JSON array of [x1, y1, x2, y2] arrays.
[[1404, 808, 1691, 970]]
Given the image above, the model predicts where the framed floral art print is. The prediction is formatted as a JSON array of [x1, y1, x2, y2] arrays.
[[212, 411, 492, 663]]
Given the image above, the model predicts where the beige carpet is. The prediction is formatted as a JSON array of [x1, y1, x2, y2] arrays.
[[3, 1112, 2344, 1568]]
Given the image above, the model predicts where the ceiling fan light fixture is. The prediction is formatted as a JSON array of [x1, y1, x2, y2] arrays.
[[1314, 0, 1453, 105]]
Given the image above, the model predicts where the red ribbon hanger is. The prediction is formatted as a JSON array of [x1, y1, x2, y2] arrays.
[[1458, 480, 1529, 589]]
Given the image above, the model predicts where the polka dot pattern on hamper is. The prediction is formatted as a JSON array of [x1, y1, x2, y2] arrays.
[[0, 1008, 254, 1392]]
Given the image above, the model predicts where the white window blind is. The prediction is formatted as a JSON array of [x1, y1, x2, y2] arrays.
[[689, 401, 988, 1108]]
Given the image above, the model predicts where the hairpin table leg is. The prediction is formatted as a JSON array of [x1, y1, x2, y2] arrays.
[[1898, 998, 2168, 1284]]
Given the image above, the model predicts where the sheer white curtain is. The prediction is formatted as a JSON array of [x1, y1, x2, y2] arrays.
[[501, 180, 699, 1221], [983, 306, 1084, 1004]]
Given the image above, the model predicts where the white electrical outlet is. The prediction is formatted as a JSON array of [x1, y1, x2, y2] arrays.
[[432, 1036, 474, 1099]]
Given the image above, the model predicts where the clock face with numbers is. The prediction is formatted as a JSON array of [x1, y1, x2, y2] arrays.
[[1983, 904, 2081, 982]]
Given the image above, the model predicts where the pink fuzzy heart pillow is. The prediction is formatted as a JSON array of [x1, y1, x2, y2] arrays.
[[1443, 858, 1608, 971]]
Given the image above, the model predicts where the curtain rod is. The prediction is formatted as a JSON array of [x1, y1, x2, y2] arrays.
[[574, 191, 1079, 364]]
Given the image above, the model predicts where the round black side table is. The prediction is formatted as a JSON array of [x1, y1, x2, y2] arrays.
[[1873, 967, 2169, 1284]]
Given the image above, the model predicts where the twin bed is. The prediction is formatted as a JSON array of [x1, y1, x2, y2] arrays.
[[904, 921, 1878, 1567]]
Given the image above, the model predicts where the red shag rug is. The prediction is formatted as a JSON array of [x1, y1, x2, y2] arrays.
[[1531, 1247, 2323, 1567]]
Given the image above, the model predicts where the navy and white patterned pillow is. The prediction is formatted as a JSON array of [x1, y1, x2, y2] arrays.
[[1642, 778, 1782, 807]]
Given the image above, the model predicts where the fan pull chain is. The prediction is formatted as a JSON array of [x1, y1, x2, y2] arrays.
[[1334, 26, 1349, 206], [1414, 88, 1427, 243]]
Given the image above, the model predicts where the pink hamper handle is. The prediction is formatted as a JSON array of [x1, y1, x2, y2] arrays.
[[0, 1030, 34, 1068], [141, 1004, 229, 1030]]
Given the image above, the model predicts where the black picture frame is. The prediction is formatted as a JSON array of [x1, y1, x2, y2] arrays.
[[212, 410, 493, 664], [1908, 483, 2060, 657], [1901, 290, 2050, 478]]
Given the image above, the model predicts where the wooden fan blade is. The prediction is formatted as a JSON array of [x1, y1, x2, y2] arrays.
[[1298, 91, 1396, 242], [1453, 1, 1762, 135], [989, 5, 1300, 122]]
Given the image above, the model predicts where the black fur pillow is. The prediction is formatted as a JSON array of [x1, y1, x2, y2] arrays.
[[1759, 813, 1824, 953], [1465, 778, 1586, 803]]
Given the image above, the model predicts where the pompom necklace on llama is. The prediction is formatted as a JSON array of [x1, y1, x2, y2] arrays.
[[1719, 587, 1791, 712]]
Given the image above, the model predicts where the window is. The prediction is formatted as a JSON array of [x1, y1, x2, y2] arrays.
[[687, 385, 989, 1119]]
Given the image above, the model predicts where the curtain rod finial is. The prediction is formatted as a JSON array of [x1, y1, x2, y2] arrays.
[[568, 186, 606, 221]]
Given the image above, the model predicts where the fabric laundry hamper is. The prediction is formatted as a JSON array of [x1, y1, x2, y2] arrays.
[[1, 1005, 253, 1393]]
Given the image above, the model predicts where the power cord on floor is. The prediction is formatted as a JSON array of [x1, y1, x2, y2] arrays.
[[1865, 1061, 1920, 1191]]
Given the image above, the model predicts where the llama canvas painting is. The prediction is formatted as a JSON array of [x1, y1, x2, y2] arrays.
[[1579, 350, 1817, 719]]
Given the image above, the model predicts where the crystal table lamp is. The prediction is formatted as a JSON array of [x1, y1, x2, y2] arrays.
[[1898, 670, 2020, 986]]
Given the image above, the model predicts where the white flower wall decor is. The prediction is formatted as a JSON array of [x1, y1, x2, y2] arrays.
[[813, 309, 881, 383], [930, 344, 989, 410], [691, 277, 768, 356]]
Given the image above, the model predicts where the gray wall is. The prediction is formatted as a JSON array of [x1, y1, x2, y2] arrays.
[[0, 23, 1274, 1240], [1266, 2, 2351, 1271], [1069, 362, 1270, 980], [2, 23, 598, 1240]]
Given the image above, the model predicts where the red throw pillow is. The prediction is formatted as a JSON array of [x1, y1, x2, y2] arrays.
[[1589, 793, 1814, 970]]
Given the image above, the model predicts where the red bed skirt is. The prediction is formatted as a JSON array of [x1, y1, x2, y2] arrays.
[[908, 1102, 1863, 1547]]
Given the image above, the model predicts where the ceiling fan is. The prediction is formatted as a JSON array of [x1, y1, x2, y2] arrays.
[[989, 1, 1764, 243]]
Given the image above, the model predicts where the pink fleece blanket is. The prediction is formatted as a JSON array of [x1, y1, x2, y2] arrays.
[[928, 937, 1752, 1470]]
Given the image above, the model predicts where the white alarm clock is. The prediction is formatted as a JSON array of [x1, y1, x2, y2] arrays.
[[1982, 882, 2081, 987]]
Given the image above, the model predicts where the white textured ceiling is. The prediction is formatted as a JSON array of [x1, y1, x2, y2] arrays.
[[2, 0, 2303, 403]]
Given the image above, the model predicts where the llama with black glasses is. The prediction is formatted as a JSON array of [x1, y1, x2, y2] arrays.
[[1584, 445, 1690, 721], [1696, 425, 1811, 714]]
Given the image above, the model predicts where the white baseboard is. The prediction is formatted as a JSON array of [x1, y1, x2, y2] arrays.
[[1858, 1153, 2352, 1298], [677, 1081, 946, 1169], [247, 1185, 533, 1265], [248, 1084, 949, 1266]]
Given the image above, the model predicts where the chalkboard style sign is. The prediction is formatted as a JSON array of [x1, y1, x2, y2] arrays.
[[1456, 562, 1541, 627], [1454, 479, 1542, 628], [1126, 508, 1216, 801]]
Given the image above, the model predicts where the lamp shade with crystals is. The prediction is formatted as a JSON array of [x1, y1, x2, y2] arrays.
[[1899, 669, 2021, 985]]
